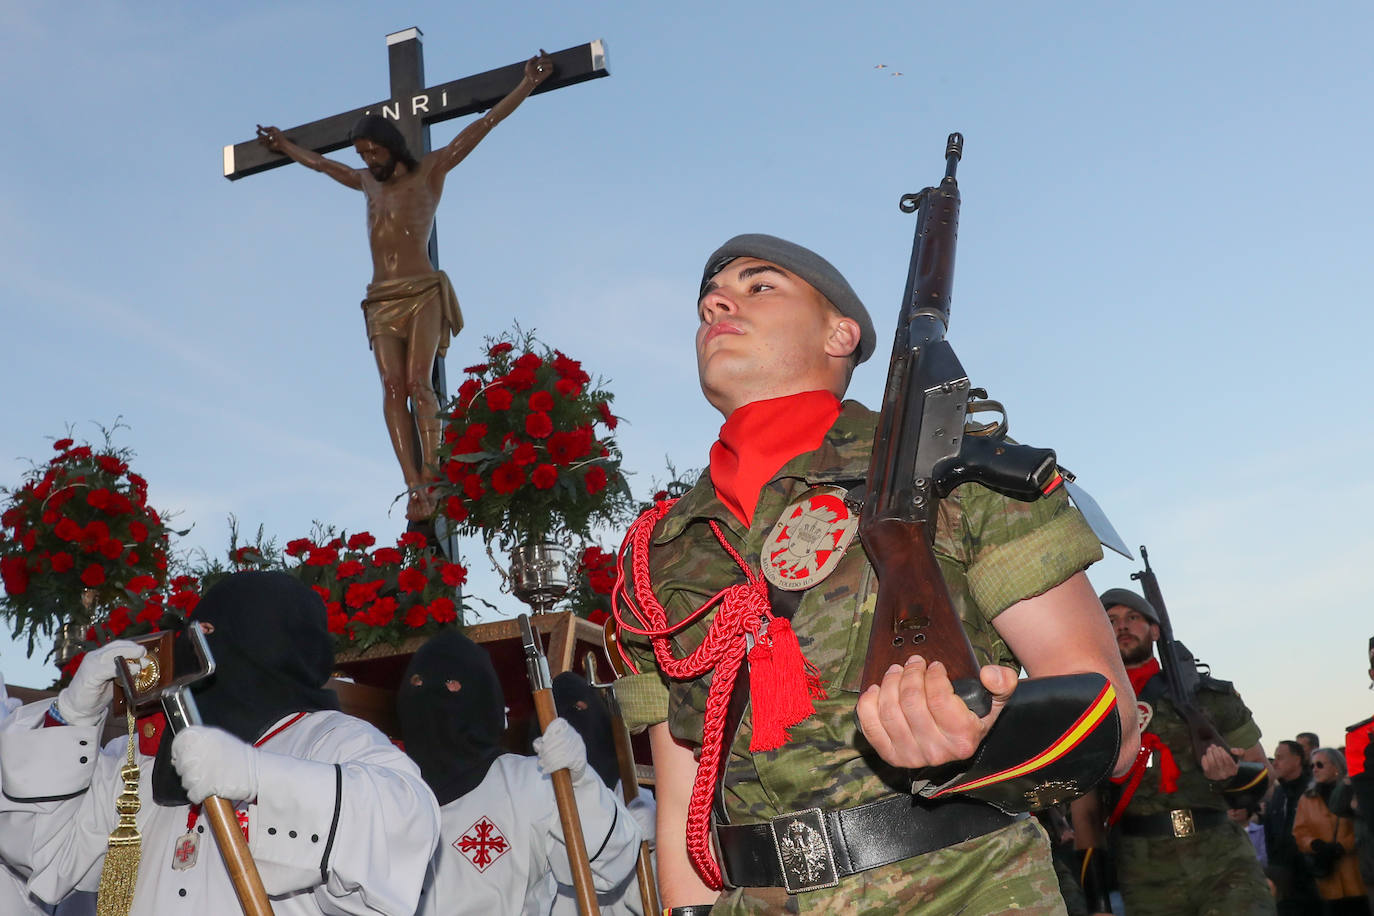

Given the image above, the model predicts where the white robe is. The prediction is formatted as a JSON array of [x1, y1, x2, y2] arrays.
[[532, 788, 655, 916], [0, 703, 440, 916], [418, 753, 641, 916]]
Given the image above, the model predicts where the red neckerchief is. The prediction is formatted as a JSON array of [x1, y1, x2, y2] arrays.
[[1127, 657, 1161, 696], [1108, 658, 1178, 825], [611, 502, 826, 891], [708, 390, 841, 526]]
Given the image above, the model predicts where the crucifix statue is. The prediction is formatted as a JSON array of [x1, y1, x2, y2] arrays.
[[225, 31, 608, 522]]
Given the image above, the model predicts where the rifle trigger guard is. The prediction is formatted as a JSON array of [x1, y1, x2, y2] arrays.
[[965, 398, 1008, 439]]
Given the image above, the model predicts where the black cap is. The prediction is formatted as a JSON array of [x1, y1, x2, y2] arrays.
[[701, 233, 876, 363], [1099, 587, 1160, 625]]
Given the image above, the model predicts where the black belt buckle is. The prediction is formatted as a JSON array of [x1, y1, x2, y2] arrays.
[[769, 807, 840, 894]]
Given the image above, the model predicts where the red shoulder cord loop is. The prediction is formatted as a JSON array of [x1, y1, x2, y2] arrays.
[[1106, 732, 1180, 826], [611, 500, 826, 890]]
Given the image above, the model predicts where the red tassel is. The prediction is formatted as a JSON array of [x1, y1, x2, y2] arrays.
[[748, 615, 825, 752], [1141, 732, 1180, 793]]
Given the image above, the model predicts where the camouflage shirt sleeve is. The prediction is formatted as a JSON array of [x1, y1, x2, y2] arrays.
[[1202, 680, 1263, 750], [944, 482, 1104, 619], [613, 521, 673, 734]]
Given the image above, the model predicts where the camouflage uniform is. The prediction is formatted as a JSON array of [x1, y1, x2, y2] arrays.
[[1113, 674, 1274, 916], [616, 401, 1104, 914]]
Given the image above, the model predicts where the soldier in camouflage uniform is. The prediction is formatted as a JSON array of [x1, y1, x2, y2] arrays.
[[1073, 589, 1274, 916], [612, 234, 1138, 914]]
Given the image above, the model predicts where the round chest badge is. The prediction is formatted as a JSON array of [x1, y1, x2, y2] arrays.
[[762, 487, 859, 591], [1137, 700, 1153, 734]]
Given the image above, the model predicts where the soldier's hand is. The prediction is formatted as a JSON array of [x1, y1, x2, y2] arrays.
[[856, 657, 1018, 769], [1200, 744, 1240, 781], [525, 50, 553, 84], [256, 124, 284, 151]]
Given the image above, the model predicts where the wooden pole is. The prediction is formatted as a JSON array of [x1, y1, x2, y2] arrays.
[[522, 615, 600, 916], [203, 795, 275, 916]]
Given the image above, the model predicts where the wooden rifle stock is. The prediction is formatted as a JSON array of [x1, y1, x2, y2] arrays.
[[858, 132, 992, 716]]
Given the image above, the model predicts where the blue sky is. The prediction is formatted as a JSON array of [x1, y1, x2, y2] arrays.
[[2, 2, 1371, 751]]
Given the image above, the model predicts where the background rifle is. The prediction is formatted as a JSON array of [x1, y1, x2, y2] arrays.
[[1131, 546, 1268, 803], [520, 614, 601, 916], [859, 133, 1059, 712]]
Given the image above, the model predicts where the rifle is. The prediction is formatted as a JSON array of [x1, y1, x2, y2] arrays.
[[587, 628, 660, 916], [519, 614, 601, 916], [857, 134, 1121, 811], [1131, 547, 1269, 805]]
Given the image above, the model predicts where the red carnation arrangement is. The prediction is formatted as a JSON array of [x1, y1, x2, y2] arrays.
[[435, 330, 632, 547], [561, 545, 618, 625], [283, 527, 474, 653], [0, 430, 181, 658]]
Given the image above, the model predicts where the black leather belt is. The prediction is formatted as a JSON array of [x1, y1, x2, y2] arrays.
[[715, 793, 1019, 894], [1119, 807, 1227, 838]]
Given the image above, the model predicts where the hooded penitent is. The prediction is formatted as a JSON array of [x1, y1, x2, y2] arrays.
[[154, 570, 340, 804], [552, 671, 619, 791], [396, 629, 506, 806]]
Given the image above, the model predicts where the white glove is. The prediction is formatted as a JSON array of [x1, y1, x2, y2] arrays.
[[534, 717, 588, 783], [170, 726, 260, 805], [56, 640, 147, 726]]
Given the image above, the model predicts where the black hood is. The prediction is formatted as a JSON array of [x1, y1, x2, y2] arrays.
[[153, 571, 339, 805], [552, 671, 619, 791], [396, 629, 505, 806]]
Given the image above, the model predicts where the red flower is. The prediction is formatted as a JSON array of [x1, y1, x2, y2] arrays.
[[305, 546, 339, 567], [548, 429, 593, 466], [457, 378, 482, 406], [50, 551, 75, 573], [553, 351, 590, 383], [336, 560, 366, 579], [532, 463, 558, 490], [345, 579, 385, 609], [428, 596, 457, 624], [584, 466, 608, 495], [597, 401, 618, 430], [503, 367, 537, 391], [528, 390, 554, 412], [491, 462, 526, 495], [127, 574, 158, 594], [463, 475, 485, 501], [96, 455, 128, 475], [404, 604, 428, 628], [488, 342, 515, 357], [589, 568, 617, 594], [443, 459, 466, 484], [86, 488, 112, 510], [514, 353, 543, 371], [398, 531, 428, 550], [106, 606, 132, 636], [285, 538, 313, 557], [169, 590, 199, 613], [588, 608, 610, 626], [440, 562, 467, 587], [54, 517, 82, 542], [347, 532, 377, 550], [128, 521, 149, 544], [445, 497, 468, 523], [1, 506, 25, 530], [0, 556, 29, 596], [511, 441, 537, 466], [136, 601, 162, 625], [364, 596, 398, 627], [486, 387, 514, 411], [99, 538, 124, 560], [398, 567, 428, 593], [80, 564, 106, 587], [124, 551, 141, 566], [555, 378, 583, 398], [525, 412, 553, 439], [52, 438, 74, 451], [311, 584, 331, 604], [327, 606, 348, 635], [372, 547, 403, 566], [463, 363, 489, 374]]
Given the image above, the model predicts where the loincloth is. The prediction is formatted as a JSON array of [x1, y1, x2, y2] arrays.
[[360, 271, 464, 358]]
